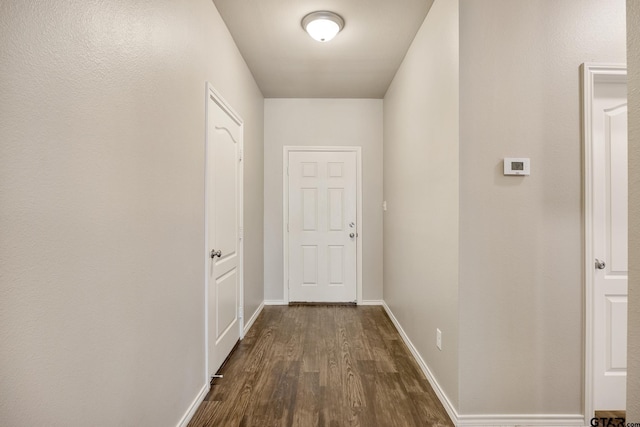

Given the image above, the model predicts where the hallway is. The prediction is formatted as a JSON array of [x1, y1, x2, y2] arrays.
[[2, 1, 640, 425], [188, 306, 453, 427]]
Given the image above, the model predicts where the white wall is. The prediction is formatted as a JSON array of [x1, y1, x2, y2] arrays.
[[458, 0, 626, 415], [383, 0, 459, 409], [627, 0, 640, 421], [0, 1, 263, 425], [264, 99, 383, 302]]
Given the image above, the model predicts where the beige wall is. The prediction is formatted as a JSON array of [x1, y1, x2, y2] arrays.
[[263, 99, 383, 302], [627, 0, 640, 421], [383, 0, 459, 408], [459, 0, 626, 415], [0, 1, 263, 425]]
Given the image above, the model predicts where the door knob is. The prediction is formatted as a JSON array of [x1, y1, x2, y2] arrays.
[[349, 233, 355, 238], [595, 259, 606, 270], [210, 249, 222, 259]]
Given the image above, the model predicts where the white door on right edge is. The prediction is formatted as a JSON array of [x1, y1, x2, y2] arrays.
[[592, 77, 627, 411], [288, 150, 357, 303]]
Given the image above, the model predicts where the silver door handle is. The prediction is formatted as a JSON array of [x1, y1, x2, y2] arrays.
[[210, 249, 222, 259], [349, 233, 355, 238], [595, 259, 606, 270]]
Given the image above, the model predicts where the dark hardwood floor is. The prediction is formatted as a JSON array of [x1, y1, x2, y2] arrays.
[[594, 411, 626, 420], [188, 305, 453, 427]]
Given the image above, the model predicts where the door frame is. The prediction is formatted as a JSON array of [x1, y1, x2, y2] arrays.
[[204, 82, 244, 381], [283, 146, 363, 304], [582, 63, 627, 419]]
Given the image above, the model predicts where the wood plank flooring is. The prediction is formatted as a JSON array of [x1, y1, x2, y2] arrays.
[[594, 411, 626, 420], [188, 305, 453, 427]]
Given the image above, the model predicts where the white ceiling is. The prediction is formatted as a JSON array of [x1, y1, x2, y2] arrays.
[[212, 0, 434, 98]]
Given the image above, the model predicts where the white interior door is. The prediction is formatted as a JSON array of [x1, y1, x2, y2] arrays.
[[591, 74, 628, 411], [287, 150, 357, 302], [206, 87, 242, 378]]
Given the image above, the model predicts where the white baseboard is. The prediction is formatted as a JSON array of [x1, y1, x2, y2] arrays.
[[381, 302, 460, 425], [359, 299, 384, 305], [382, 301, 584, 427], [243, 302, 264, 335], [456, 414, 585, 427], [177, 302, 262, 426], [265, 300, 384, 306], [176, 383, 209, 427]]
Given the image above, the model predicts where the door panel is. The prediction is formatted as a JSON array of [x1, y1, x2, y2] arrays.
[[216, 268, 238, 339], [302, 246, 318, 285], [328, 189, 344, 230], [288, 150, 357, 302], [607, 105, 628, 274], [592, 79, 627, 410], [302, 188, 318, 231], [207, 90, 241, 378], [606, 296, 627, 370], [328, 245, 344, 285]]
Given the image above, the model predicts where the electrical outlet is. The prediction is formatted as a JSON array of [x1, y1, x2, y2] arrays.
[[436, 328, 442, 350]]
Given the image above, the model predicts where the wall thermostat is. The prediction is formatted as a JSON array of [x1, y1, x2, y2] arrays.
[[504, 158, 530, 176]]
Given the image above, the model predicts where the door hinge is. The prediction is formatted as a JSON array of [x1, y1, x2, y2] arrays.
[[238, 306, 244, 319], [239, 149, 243, 162], [239, 227, 244, 240]]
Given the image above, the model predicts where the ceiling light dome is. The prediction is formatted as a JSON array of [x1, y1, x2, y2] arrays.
[[301, 11, 344, 42]]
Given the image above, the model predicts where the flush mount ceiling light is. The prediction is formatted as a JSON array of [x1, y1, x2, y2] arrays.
[[301, 11, 344, 42]]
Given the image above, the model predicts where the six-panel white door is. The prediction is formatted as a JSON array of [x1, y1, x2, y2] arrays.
[[206, 90, 241, 378], [288, 151, 357, 302], [592, 77, 628, 411]]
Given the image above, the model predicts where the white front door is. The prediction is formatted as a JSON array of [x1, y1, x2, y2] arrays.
[[287, 150, 357, 302], [206, 86, 242, 378], [591, 73, 628, 410]]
